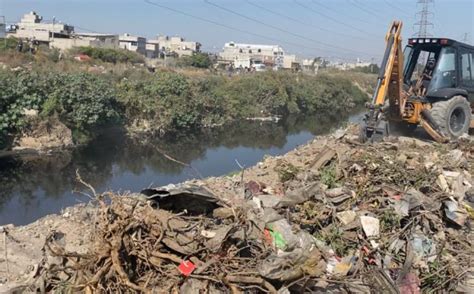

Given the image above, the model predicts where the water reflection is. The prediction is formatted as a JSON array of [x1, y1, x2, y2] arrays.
[[0, 112, 362, 225]]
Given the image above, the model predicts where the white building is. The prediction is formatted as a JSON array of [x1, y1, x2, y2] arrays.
[[282, 54, 300, 70], [332, 58, 372, 71], [8, 11, 74, 43], [301, 58, 320, 74], [219, 42, 285, 69], [8, 12, 119, 51], [119, 33, 147, 55], [51, 33, 119, 51], [148, 35, 200, 57]]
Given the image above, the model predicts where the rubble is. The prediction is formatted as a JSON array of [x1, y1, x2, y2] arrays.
[[1, 125, 473, 293]]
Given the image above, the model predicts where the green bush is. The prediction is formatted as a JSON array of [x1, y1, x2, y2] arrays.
[[117, 71, 202, 131], [43, 73, 120, 130], [350, 64, 380, 74], [72, 47, 145, 64], [178, 52, 212, 68], [0, 67, 368, 148], [117, 70, 367, 134], [0, 37, 19, 51], [0, 70, 120, 147]]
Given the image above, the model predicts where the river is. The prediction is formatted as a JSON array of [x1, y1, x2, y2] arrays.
[[0, 112, 363, 225]]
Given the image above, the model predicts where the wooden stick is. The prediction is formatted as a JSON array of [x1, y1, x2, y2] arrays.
[[3, 230, 9, 275]]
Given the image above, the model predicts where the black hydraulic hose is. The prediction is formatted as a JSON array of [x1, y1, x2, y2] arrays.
[[371, 35, 394, 104], [378, 35, 394, 79]]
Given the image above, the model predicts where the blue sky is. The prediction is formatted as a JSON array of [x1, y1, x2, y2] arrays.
[[2, 0, 473, 61]]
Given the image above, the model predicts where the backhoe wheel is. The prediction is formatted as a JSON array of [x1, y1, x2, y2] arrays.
[[430, 96, 472, 139]]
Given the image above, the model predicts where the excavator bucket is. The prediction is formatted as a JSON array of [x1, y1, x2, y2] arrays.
[[359, 106, 388, 143]]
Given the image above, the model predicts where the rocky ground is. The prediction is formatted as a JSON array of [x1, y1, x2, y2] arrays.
[[0, 125, 473, 293]]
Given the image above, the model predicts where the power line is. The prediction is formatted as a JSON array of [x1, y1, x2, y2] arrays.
[[245, 0, 375, 41], [346, 0, 382, 19], [292, 0, 379, 38], [383, 0, 413, 17], [143, 0, 360, 58], [204, 0, 374, 56], [310, 0, 378, 25]]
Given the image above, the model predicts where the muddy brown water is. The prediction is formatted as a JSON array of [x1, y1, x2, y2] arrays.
[[0, 112, 363, 225]]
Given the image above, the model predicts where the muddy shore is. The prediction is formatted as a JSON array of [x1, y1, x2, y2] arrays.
[[0, 126, 473, 292]]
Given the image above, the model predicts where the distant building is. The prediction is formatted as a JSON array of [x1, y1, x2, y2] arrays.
[[151, 35, 201, 57], [8, 11, 74, 44], [146, 39, 160, 59], [51, 33, 119, 51], [331, 58, 372, 70], [219, 42, 285, 69], [301, 58, 320, 74], [8, 12, 118, 51], [282, 54, 300, 70], [119, 33, 147, 55]]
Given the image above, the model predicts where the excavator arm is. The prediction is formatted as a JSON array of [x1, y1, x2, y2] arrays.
[[360, 21, 404, 142], [360, 21, 449, 143]]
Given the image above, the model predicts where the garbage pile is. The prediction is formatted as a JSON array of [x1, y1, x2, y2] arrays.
[[32, 127, 473, 293]]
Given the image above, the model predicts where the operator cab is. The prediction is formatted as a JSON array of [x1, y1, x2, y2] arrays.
[[403, 38, 474, 104]]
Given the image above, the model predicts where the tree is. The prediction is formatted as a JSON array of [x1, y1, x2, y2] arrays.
[[179, 52, 212, 69]]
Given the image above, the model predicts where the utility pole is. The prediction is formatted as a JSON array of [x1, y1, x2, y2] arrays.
[[0, 16, 5, 49], [52, 16, 55, 42]]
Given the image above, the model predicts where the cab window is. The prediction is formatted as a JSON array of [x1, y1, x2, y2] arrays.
[[461, 50, 474, 87]]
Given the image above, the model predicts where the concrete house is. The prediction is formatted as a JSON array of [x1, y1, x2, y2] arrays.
[[152, 35, 201, 57], [119, 33, 147, 55], [219, 42, 285, 69], [146, 39, 160, 59], [8, 12, 118, 51], [8, 11, 74, 44], [50, 33, 119, 51]]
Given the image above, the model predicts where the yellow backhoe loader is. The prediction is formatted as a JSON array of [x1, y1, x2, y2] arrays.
[[360, 21, 473, 143]]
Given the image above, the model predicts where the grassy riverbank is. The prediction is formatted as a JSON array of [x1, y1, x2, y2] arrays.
[[0, 53, 372, 149]]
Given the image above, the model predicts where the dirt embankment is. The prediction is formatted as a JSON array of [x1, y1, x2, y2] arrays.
[[0, 126, 473, 293], [0, 117, 73, 157]]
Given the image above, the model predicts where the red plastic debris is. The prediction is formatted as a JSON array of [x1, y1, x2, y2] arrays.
[[178, 260, 196, 276], [392, 194, 402, 201], [263, 229, 273, 244], [398, 272, 421, 294]]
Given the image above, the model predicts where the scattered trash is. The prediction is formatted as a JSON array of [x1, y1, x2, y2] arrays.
[[336, 210, 357, 225], [411, 232, 437, 265], [360, 215, 380, 238], [141, 184, 220, 215], [398, 272, 421, 294], [443, 200, 468, 226], [19, 124, 472, 293], [178, 260, 196, 277]]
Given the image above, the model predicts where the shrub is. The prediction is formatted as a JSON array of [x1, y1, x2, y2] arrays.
[[178, 52, 212, 69], [44, 73, 120, 130], [0, 67, 368, 148], [0, 70, 120, 147], [72, 47, 145, 64], [0, 37, 19, 51], [117, 71, 201, 131]]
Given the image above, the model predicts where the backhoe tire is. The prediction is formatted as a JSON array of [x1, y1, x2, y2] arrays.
[[430, 96, 472, 139]]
